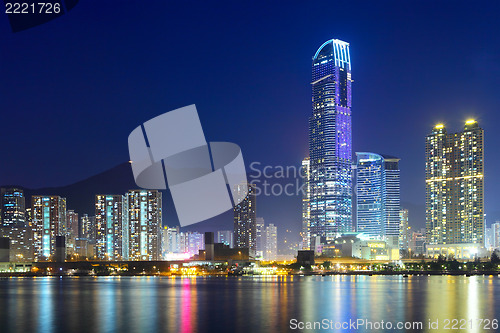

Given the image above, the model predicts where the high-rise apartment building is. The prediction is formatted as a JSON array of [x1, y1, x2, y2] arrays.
[[356, 153, 384, 238], [308, 39, 353, 242], [425, 120, 484, 246], [301, 158, 311, 249], [80, 213, 94, 241], [399, 208, 410, 251], [255, 217, 265, 259], [161, 228, 204, 259], [1, 188, 26, 227], [409, 228, 426, 256], [491, 222, 500, 248], [484, 226, 494, 249], [32, 195, 67, 261], [186, 232, 204, 256], [66, 210, 79, 239], [384, 156, 401, 238], [0, 227, 32, 261], [264, 223, 278, 261], [127, 190, 162, 261], [0, 188, 30, 261], [162, 226, 180, 258], [355, 153, 400, 239], [216, 230, 233, 248], [95, 195, 128, 260], [234, 183, 256, 252]]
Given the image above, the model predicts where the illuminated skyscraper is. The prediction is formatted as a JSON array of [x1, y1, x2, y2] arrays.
[[162, 226, 180, 258], [399, 208, 410, 251], [384, 155, 401, 238], [308, 39, 353, 241], [425, 120, 484, 245], [32, 195, 67, 261], [0, 188, 30, 261], [66, 210, 79, 239], [255, 217, 265, 259], [492, 222, 500, 248], [264, 223, 278, 261], [80, 213, 94, 241], [95, 195, 128, 260], [234, 183, 256, 252], [355, 153, 400, 240], [127, 190, 162, 261], [356, 153, 384, 238], [1, 188, 26, 227], [301, 157, 311, 249]]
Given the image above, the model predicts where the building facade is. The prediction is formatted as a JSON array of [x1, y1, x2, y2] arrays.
[[356, 153, 385, 238], [255, 217, 265, 259], [161, 228, 205, 259], [0, 227, 32, 261], [301, 158, 311, 249], [399, 208, 410, 251], [425, 120, 484, 246], [492, 222, 500, 248], [127, 190, 162, 261], [308, 39, 353, 242], [355, 153, 400, 240], [384, 156, 401, 238], [1, 188, 26, 227], [162, 226, 180, 258], [80, 213, 94, 241], [409, 228, 426, 256], [32, 195, 67, 261], [95, 195, 128, 260], [66, 210, 79, 239], [264, 223, 278, 261], [216, 230, 233, 248], [185, 232, 204, 256], [233, 183, 256, 252]]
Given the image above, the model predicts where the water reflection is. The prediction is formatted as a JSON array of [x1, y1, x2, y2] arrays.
[[38, 278, 54, 333], [0, 275, 498, 332]]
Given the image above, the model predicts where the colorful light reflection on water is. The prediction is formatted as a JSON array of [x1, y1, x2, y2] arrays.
[[0, 275, 498, 332]]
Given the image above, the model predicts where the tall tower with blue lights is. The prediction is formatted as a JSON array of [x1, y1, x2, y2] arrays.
[[308, 39, 353, 242]]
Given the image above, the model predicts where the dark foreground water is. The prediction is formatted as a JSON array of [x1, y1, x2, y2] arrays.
[[0, 275, 499, 332]]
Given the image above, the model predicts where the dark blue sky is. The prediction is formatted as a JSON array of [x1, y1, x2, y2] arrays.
[[1, 0, 500, 229]]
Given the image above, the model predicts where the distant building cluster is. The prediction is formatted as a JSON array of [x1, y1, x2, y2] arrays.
[[1, 39, 490, 264], [161, 227, 205, 260], [0, 183, 279, 263], [300, 39, 402, 258], [0, 189, 163, 262], [300, 39, 488, 261]]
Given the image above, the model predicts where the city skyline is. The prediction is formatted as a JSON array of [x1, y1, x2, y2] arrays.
[[0, 42, 495, 257], [3, 3, 500, 333], [3, 1, 500, 237], [0, 40, 495, 261]]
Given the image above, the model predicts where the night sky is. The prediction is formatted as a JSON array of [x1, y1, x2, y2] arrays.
[[1, 1, 500, 234]]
